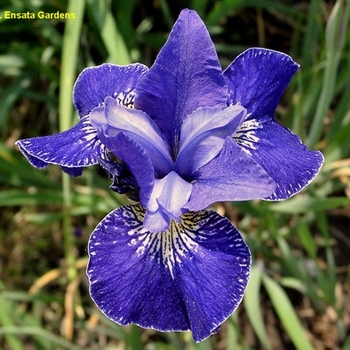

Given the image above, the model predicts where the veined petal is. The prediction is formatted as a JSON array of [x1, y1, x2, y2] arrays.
[[224, 48, 323, 199], [187, 137, 276, 211], [173, 210, 251, 342], [73, 63, 148, 118], [176, 105, 246, 175], [87, 204, 251, 343], [224, 48, 299, 119], [90, 97, 174, 176], [234, 119, 324, 200], [135, 9, 227, 145], [15, 116, 103, 176], [16, 143, 52, 169], [144, 171, 192, 232]]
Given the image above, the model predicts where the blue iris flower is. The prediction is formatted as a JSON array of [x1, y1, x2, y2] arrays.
[[16, 9, 324, 342]]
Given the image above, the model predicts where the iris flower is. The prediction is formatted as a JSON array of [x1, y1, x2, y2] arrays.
[[16, 9, 323, 342]]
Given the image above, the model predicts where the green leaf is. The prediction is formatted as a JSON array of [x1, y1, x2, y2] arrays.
[[0, 294, 24, 350], [262, 274, 314, 350], [297, 219, 317, 260], [244, 264, 272, 350], [268, 196, 350, 213], [59, 0, 85, 131], [0, 189, 62, 206], [100, 7, 131, 64]]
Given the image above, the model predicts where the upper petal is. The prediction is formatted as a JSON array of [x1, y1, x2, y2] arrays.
[[186, 137, 276, 211], [15, 116, 103, 176], [87, 204, 251, 343], [234, 119, 324, 200], [176, 105, 246, 176], [73, 63, 148, 118], [135, 9, 228, 146], [90, 97, 174, 177], [224, 48, 299, 119]]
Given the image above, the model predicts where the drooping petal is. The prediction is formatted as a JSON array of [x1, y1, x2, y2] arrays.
[[186, 137, 275, 211], [90, 97, 174, 176], [15, 116, 103, 176], [224, 48, 323, 199], [73, 63, 148, 118], [234, 119, 324, 200], [173, 210, 251, 342], [144, 171, 192, 232], [176, 105, 246, 176], [97, 132, 155, 206], [87, 204, 251, 343], [135, 9, 228, 145], [61, 166, 83, 177], [224, 48, 299, 119]]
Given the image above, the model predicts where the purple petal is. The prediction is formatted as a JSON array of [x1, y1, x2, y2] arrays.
[[90, 97, 174, 176], [186, 137, 276, 211], [144, 171, 192, 232], [97, 132, 155, 206], [173, 210, 251, 341], [135, 9, 228, 145], [16, 143, 51, 169], [87, 204, 251, 342], [224, 48, 299, 119], [15, 116, 103, 176], [61, 166, 83, 176], [176, 105, 246, 176], [73, 63, 148, 118], [234, 120, 324, 200]]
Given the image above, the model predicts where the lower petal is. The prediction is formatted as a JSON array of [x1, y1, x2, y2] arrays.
[[234, 119, 324, 200], [87, 204, 251, 343], [15, 116, 103, 176]]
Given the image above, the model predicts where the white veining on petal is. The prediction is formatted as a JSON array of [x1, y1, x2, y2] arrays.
[[88, 205, 250, 291], [73, 117, 102, 165], [113, 91, 136, 108], [72, 118, 100, 165], [87, 201, 252, 341], [123, 206, 208, 278], [18, 115, 103, 167], [233, 118, 261, 155]]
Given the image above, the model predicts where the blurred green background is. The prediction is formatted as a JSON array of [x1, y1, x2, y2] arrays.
[[1, 0, 350, 349]]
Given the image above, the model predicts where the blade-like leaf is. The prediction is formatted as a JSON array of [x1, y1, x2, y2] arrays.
[[244, 265, 272, 350], [262, 274, 313, 350]]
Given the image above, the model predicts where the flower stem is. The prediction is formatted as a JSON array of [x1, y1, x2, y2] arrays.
[[62, 173, 76, 282], [59, 0, 85, 283]]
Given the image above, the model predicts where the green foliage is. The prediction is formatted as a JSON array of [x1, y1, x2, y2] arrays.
[[1, 0, 349, 348]]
